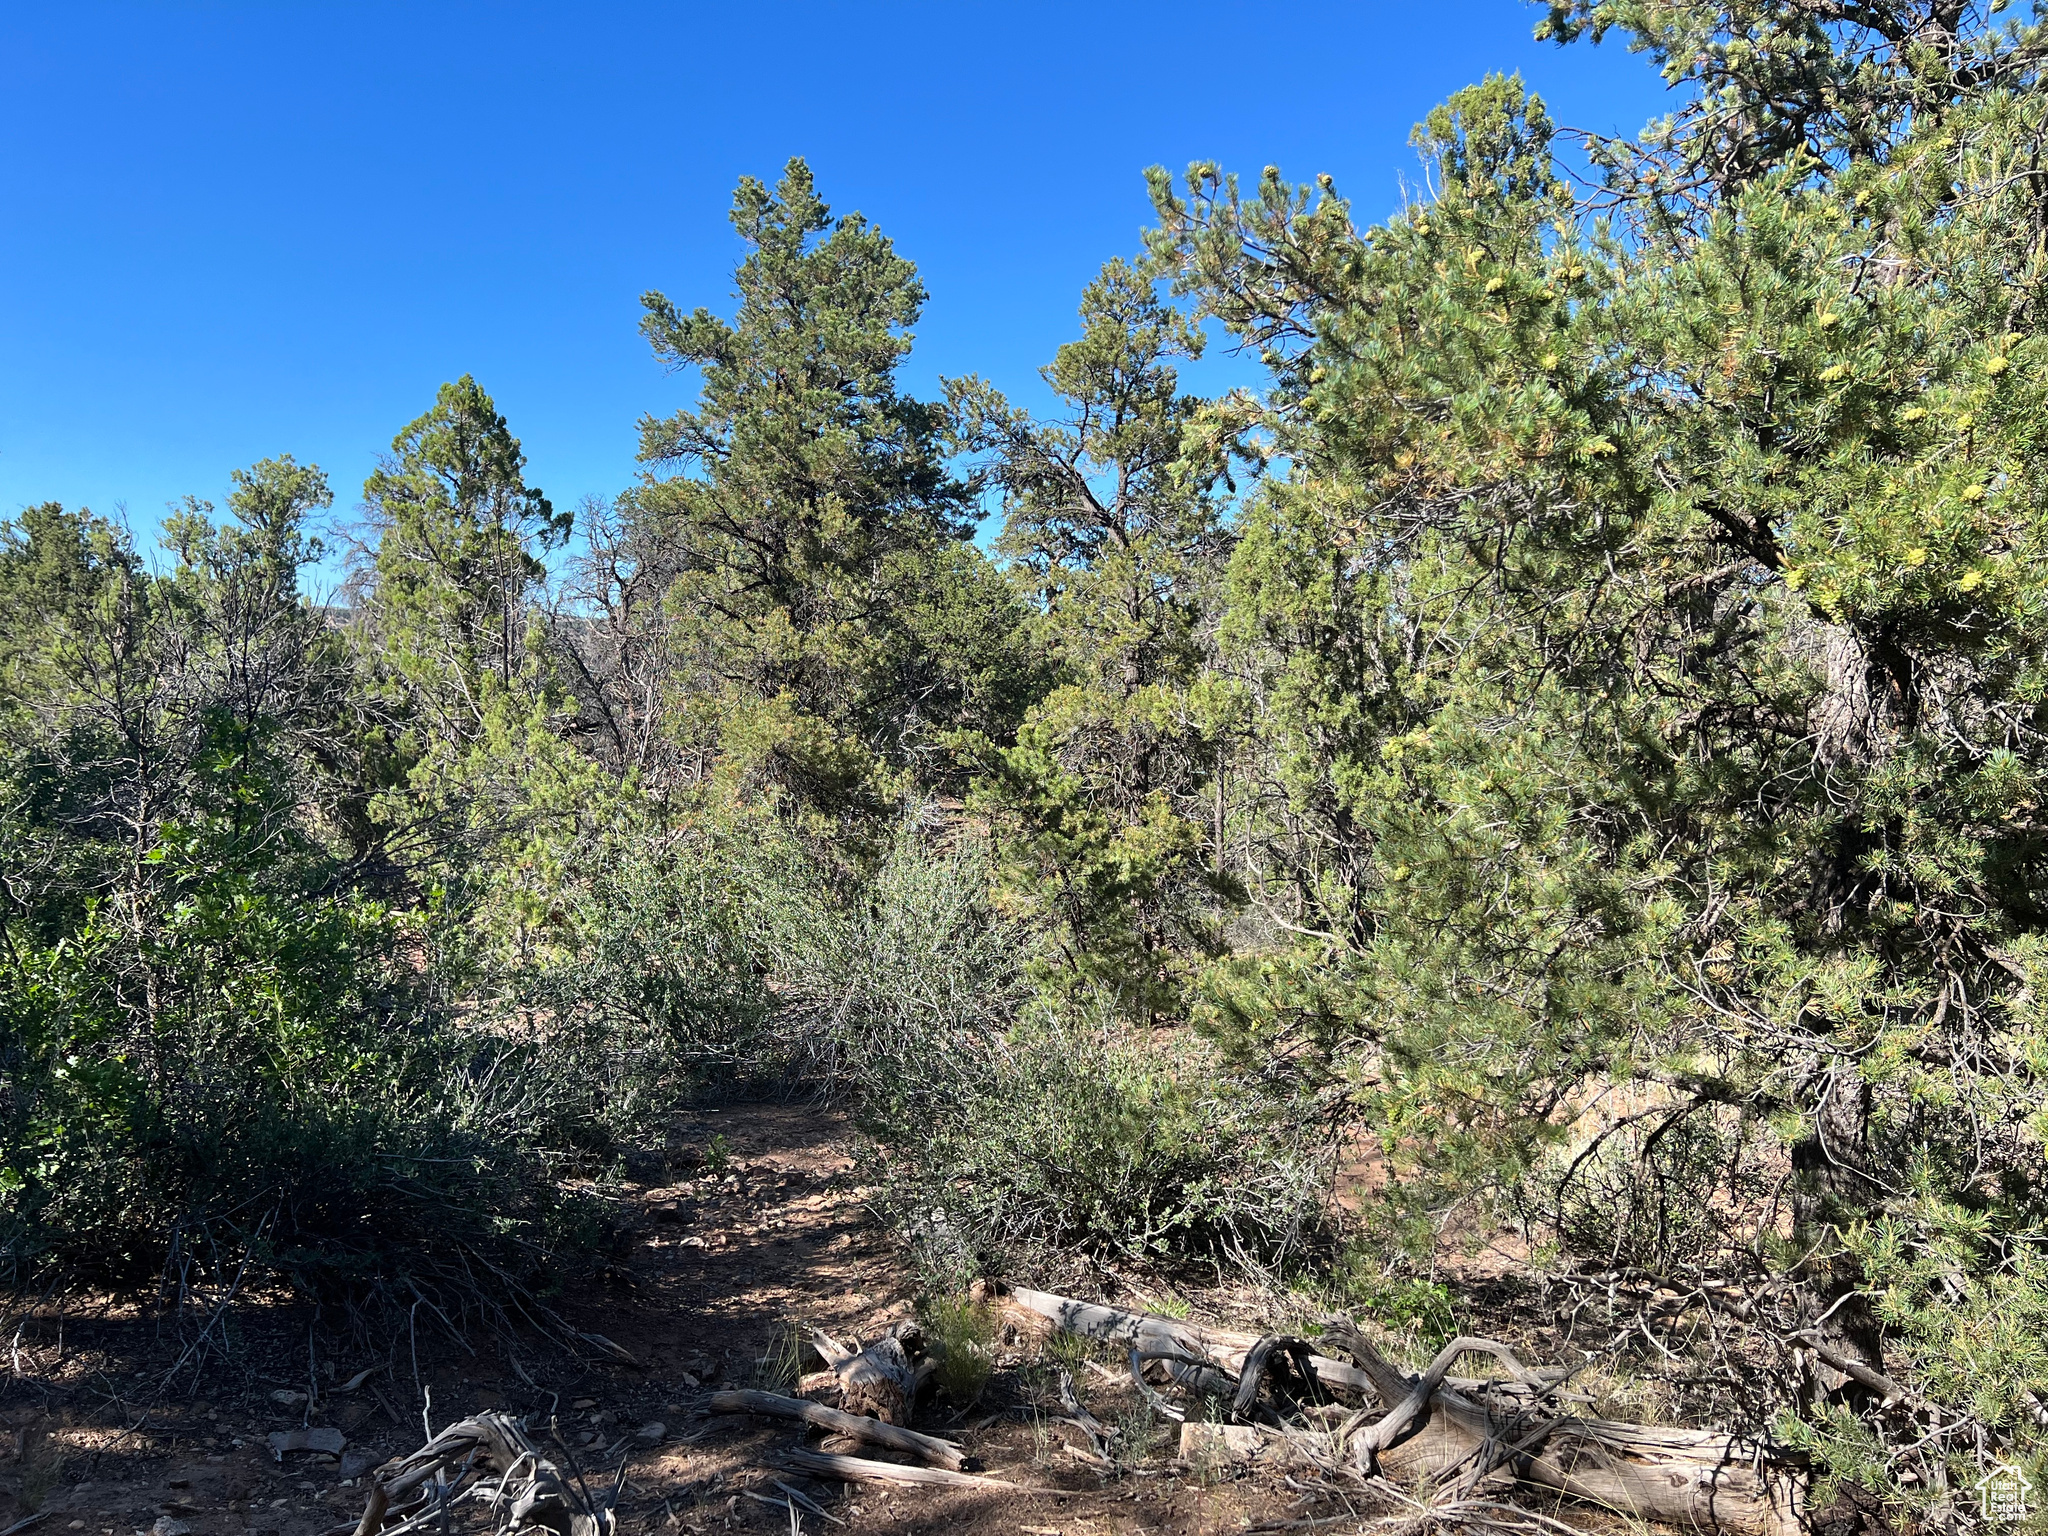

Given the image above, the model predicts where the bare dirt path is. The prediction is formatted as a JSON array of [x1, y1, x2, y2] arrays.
[[0, 1103, 1307, 1536]]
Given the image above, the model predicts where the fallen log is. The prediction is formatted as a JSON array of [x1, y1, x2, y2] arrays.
[[707, 1389, 967, 1470], [778, 1447, 1017, 1489], [1231, 1335, 1327, 1420], [991, 1284, 1573, 1408], [986, 1283, 1806, 1536], [810, 1330, 918, 1426]]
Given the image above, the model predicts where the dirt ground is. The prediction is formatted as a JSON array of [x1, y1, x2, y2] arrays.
[[0, 1103, 1374, 1536]]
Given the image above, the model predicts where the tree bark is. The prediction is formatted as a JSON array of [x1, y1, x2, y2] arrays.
[[809, 1331, 918, 1426], [777, 1447, 1015, 1489]]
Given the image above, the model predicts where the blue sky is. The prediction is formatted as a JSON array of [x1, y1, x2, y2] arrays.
[[0, 2, 1673, 573]]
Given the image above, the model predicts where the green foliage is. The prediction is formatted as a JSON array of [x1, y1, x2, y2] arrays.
[[364, 375, 570, 747], [748, 814, 1028, 1086], [715, 816, 1329, 1284], [0, 484, 607, 1316], [1326, 1263, 1458, 1355], [1111, 1401, 1161, 1470], [919, 1293, 997, 1405], [1145, 3, 2048, 1509], [629, 158, 1022, 821], [876, 1004, 1332, 1284], [702, 1133, 732, 1176], [755, 1322, 804, 1394], [952, 259, 1237, 1019], [22, 46, 2048, 1513]]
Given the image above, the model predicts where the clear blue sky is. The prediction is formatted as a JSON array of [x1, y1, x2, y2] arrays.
[[1, 2, 1672, 568]]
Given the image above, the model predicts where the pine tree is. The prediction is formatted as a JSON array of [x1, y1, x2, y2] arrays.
[[1152, 7, 2048, 1500], [629, 159, 1006, 820]]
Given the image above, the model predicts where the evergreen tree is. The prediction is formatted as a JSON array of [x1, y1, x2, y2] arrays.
[[1151, 4, 2048, 1501], [363, 375, 569, 748], [951, 260, 1235, 1018], [629, 159, 1002, 820]]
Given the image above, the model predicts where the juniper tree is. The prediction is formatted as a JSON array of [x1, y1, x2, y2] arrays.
[[949, 260, 1236, 1018], [362, 375, 568, 750], [629, 159, 1026, 822]]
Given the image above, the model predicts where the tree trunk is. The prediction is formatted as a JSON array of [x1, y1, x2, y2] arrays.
[[707, 1389, 965, 1469]]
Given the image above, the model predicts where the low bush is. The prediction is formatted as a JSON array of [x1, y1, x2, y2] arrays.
[[0, 855, 611, 1328], [919, 1293, 997, 1405], [742, 820, 1337, 1285], [884, 1012, 1333, 1284], [504, 818, 779, 1146]]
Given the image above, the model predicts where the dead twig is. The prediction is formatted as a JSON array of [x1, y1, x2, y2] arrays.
[[352, 1411, 614, 1536]]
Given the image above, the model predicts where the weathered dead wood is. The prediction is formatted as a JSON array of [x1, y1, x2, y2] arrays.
[[1232, 1335, 1326, 1420], [1056, 1369, 1111, 1456], [1128, 1347, 1188, 1422], [810, 1330, 918, 1426], [778, 1447, 1017, 1489], [707, 1389, 966, 1470], [1351, 1334, 1536, 1466], [990, 1283, 1806, 1536], [352, 1411, 611, 1536]]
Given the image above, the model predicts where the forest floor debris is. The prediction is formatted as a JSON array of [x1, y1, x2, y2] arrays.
[[0, 1104, 1786, 1536]]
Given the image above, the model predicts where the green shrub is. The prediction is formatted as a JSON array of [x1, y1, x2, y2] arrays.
[[751, 816, 1027, 1091], [874, 1007, 1334, 1284], [920, 1293, 997, 1405], [0, 834, 610, 1323], [504, 820, 778, 1153], [1327, 1256, 1457, 1353], [734, 821, 1336, 1284]]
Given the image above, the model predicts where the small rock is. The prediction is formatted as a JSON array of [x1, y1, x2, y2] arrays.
[[150, 1519, 192, 1536], [679, 1235, 707, 1249], [1179, 1421, 1263, 1466], [267, 1426, 346, 1459], [571, 1398, 598, 1410], [268, 1390, 306, 1406], [632, 1421, 665, 1446], [677, 1372, 701, 1389]]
